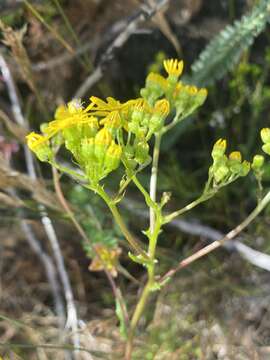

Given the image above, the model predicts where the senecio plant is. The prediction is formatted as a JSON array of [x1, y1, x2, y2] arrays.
[[26, 59, 266, 358]]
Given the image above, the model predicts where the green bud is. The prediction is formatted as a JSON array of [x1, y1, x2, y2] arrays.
[[26, 132, 52, 162], [135, 141, 149, 164], [124, 145, 135, 159], [251, 155, 264, 170], [80, 138, 95, 164], [212, 139, 227, 160], [262, 143, 270, 155], [261, 128, 270, 144], [149, 114, 163, 133], [214, 164, 229, 183], [125, 158, 137, 170], [35, 144, 53, 162], [239, 160, 250, 177], [131, 108, 144, 124], [128, 122, 139, 134], [228, 151, 242, 174]]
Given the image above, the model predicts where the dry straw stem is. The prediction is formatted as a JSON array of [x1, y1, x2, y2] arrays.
[[23, 0, 74, 54], [0, 54, 80, 355], [0, 108, 28, 141], [0, 154, 61, 211], [0, 191, 25, 208], [0, 21, 47, 113]]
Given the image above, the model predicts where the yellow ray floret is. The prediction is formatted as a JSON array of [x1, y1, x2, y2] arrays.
[[163, 59, 184, 77], [26, 132, 48, 151]]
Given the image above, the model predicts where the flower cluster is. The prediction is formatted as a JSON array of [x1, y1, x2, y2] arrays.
[[141, 59, 207, 120], [209, 139, 250, 187], [26, 59, 207, 185]]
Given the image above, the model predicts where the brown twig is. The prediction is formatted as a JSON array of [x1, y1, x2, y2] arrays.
[[159, 189, 270, 284]]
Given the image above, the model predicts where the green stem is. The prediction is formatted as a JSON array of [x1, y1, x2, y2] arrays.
[[149, 133, 162, 233], [125, 133, 163, 359], [164, 194, 210, 224], [125, 214, 162, 360], [93, 184, 148, 259]]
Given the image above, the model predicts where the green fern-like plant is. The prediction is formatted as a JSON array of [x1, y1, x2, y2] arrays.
[[191, 0, 270, 86]]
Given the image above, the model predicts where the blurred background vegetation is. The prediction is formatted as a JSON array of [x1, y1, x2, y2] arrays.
[[1, 0, 270, 359]]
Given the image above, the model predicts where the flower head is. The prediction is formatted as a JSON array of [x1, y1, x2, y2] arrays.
[[154, 99, 170, 117], [163, 59, 184, 77], [26, 132, 52, 162], [26, 132, 48, 151]]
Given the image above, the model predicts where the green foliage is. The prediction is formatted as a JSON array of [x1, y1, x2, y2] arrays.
[[191, 0, 270, 86], [68, 185, 119, 257]]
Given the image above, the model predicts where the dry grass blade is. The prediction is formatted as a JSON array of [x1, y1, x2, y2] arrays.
[[148, 0, 181, 55], [0, 20, 36, 93], [0, 154, 61, 212], [0, 191, 25, 208], [0, 109, 28, 141]]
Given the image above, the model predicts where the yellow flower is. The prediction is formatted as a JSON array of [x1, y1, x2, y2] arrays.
[[26, 132, 52, 161], [89, 244, 122, 277], [95, 128, 112, 146], [229, 151, 242, 162], [44, 116, 87, 138], [186, 85, 198, 95], [26, 132, 48, 151], [163, 59, 184, 77], [100, 111, 121, 129], [88, 96, 137, 116], [107, 141, 122, 158], [154, 99, 170, 117], [212, 138, 227, 160]]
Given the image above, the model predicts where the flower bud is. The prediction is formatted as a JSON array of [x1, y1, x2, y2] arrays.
[[94, 128, 112, 162], [163, 59, 184, 84], [104, 141, 122, 171], [124, 145, 135, 159], [262, 143, 270, 155], [80, 138, 95, 164], [261, 128, 270, 144], [135, 141, 149, 164], [26, 132, 52, 162], [251, 154, 264, 170], [214, 164, 229, 183], [149, 100, 169, 133], [239, 160, 250, 177], [229, 151, 242, 162], [149, 114, 163, 133], [154, 99, 170, 118], [212, 139, 227, 160], [131, 107, 144, 124], [228, 151, 242, 173]]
